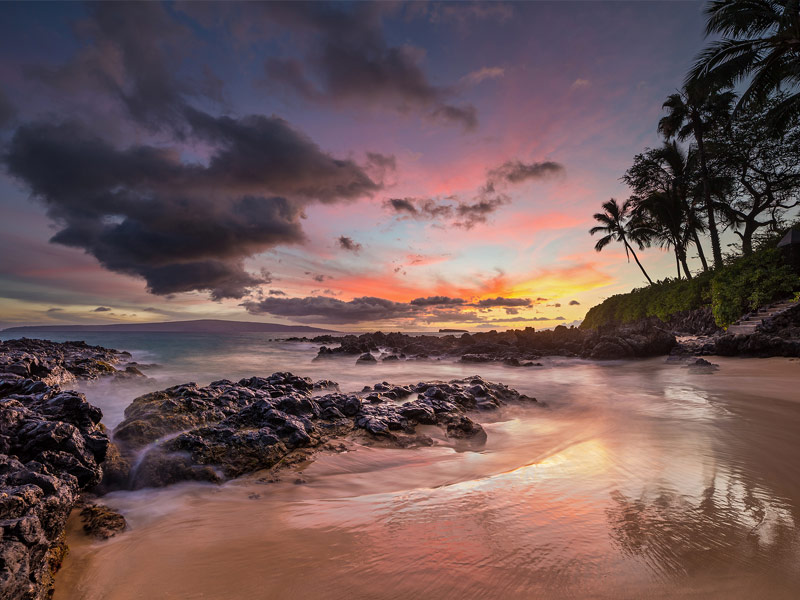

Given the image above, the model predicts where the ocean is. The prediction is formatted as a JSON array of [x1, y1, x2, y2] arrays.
[[4, 331, 800, 599]]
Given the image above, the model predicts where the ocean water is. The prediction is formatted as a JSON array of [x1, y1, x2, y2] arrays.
[[5, 332, 800, 598]]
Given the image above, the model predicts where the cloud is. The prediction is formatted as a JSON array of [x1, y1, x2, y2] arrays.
[[337, 236, 362, 252], [242, 295, 417, 324], [242, 290, 566, 327], [0, 88, 16, 129], [261, 3, 478, 131], [46, 308, 63, 313], [5, 115, 379, 299], [453, 196, 509, 229], [384, 159, 565, 229], [92, 306, 112, 312], [424, 2, 514, 25], [547, 303, 562, 308], [486, 160, 565, 185], [570, 78, 591, 90], [473, 297, 532, 308], [269, 289, 287, 296], [383, 197, 454, 220], [459, 67, 505, 87], [569, 300, 581, 305], [409, 296, 466, 307], [28, 2, 200, 129]]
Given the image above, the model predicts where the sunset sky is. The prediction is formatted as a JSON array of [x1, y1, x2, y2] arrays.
[[0, 1, 711, 331]]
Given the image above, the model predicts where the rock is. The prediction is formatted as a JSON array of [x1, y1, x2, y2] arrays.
[[79, 502, 127, 539], [92, 438, 131, 495], [113, 374, 314, 451], [0, 376, 109, 599], [301, 324, 677, 365], [0, 338, 143, 385], [113, 373, 538, 489], [355, 353, 377, 365]]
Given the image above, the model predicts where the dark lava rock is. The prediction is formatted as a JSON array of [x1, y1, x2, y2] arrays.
[[0, 338, 143, 385], [355, 353, 377, 365], [712, 331, 800, 358], [686, 357, 720, 373], [309, 323, 677, 364], [79, 502, 127, 540], [113, 373, 314, 451], [114, 374, 538, 489], [0, 376, 109, 599]]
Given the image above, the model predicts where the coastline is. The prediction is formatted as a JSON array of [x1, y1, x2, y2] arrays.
[[2, 323, 799, 599]]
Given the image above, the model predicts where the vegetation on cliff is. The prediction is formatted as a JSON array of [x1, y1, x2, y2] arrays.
[[583, 240, 800, 329]]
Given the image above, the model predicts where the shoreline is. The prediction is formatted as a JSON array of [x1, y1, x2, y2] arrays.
[[2, 334, 798, 599]]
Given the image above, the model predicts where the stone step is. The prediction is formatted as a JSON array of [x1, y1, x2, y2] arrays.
[[727, 299, 795, 335]]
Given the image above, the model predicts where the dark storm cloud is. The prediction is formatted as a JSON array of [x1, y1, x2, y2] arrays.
[[261, 3, 477, 131], [28, 2, 198, 129], [242, 295, 417, 324], [92, 306, 112, 312], [183, 109, 380, 202], [4, 116, 379, 299], [409, 296, 466, 307], [337, 236, 362, 252], [569, 300, 581, 305], [473, 297, 532, 308], [0, 88, 16, 129]]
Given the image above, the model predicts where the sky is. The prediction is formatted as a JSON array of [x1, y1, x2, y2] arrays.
[[0, 1, 712, 331]]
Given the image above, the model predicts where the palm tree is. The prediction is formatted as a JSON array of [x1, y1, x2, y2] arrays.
[[590, 198, 654, 284], [658, 83, 735, 270], [623, 142, 710, 272], [632, 192, 694, 280], [689, 0, 800, 131]]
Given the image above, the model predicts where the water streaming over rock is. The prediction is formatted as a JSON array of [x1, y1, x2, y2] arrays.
[[4, 332, 799, 599]]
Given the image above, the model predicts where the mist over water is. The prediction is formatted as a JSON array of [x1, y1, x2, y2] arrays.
[[6, 333, 800, 598]]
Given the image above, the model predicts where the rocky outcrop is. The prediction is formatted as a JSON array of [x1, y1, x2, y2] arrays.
[[0, 338, 143, 386], [0, 339, 141, 599], [712, 332, 800, 357], [0, 377, 109, 599], [670, 302, 800, 358], [111, 374, 536, 489], [304, 323, 676, 363]]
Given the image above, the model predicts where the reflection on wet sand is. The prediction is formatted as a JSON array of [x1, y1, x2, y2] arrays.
[[55, 356, 800, 599]]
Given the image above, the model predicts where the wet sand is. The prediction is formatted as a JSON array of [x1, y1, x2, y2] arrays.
[[55, 356, 800, 599]]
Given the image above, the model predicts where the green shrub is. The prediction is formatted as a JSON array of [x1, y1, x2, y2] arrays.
[[582, 246, 799, 329], [710, 248, 800, 327]]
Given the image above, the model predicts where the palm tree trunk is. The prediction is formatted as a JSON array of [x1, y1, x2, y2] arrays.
[[675, 251, 682, 280], [691, 230, 709, 271], [623, 240, 654, 284], [680, 249, 693, 279], [694, 124, 723, 268]]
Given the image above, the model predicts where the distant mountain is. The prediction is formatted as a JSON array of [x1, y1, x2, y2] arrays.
[[2, 319, 337, 334]]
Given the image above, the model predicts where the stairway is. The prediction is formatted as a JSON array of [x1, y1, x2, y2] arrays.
[[726, 300, 796, 335]]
